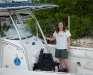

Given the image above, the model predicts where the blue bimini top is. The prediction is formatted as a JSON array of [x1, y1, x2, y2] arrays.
[[0, 2, 58, 10]]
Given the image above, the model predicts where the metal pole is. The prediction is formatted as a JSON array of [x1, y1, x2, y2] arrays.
[[16, 13, 28, 43], [68, 16, 70, 31], [7, 10, 30, 70], [25, 9, 50, 53], [0, 33, 2, 67]]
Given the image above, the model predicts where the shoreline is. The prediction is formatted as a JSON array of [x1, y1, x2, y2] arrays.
[[71, 37, 93, 48]]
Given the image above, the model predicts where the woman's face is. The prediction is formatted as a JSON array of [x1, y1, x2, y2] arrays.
[[58, 22, 63, 30]]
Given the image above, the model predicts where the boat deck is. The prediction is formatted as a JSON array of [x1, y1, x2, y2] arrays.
[[0, 68, 70, 75]]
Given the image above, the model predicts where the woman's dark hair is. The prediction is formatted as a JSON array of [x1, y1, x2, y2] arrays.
[[55, 20, 66, 33]]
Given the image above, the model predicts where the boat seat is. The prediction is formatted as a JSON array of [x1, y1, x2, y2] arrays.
[[83, 62, 93, 71]]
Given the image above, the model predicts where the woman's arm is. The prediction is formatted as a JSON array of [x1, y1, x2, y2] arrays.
[[45, 36, 56, 41], [67, 36, 71, 52]]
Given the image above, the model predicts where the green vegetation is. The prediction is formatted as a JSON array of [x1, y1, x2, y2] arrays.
[[28, 0, 93, 38], [0, 0, 93, 39]]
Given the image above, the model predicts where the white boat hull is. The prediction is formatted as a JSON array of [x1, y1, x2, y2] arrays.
[[1, 42, 93, 74]]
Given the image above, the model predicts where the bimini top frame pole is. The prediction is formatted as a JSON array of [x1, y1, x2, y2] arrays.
[[7, 9, 30, 70], [25, 9, 50, 52], [15, 13, 29, 43]]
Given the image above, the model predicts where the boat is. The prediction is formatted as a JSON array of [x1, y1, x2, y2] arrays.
[[0, 0, 93, 75]]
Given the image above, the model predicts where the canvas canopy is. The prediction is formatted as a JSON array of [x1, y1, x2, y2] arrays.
[[0, 2, 58, 10]]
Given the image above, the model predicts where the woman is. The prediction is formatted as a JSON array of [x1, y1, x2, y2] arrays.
[[45, 20, 71, 72]]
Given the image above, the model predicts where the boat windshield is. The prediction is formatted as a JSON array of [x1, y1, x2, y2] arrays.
[[0, 15, 33, 40]]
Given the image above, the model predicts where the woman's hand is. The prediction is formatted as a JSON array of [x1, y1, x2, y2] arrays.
[[67, 47, 70, 52], [44, 36, 56, 41], [42, 35, 47, 39]]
